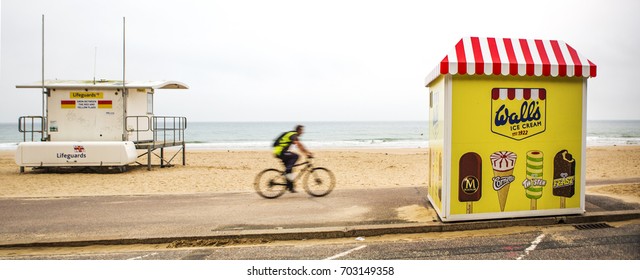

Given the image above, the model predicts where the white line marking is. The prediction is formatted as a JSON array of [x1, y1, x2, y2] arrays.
[[324, 245, 367, 260], [128, 252, 158, 260], [516, 233, 545, 260]]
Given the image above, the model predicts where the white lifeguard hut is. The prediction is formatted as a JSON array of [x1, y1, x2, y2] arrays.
[[15, 79, 189, 172], [15, 16, 189, 172]]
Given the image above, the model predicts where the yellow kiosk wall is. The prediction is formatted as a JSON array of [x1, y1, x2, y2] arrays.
[[450, 75, 584, 216], [428, 75, 446, 212]]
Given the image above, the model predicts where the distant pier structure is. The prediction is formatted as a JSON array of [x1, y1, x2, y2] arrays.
[[15, 80, 189, 172]]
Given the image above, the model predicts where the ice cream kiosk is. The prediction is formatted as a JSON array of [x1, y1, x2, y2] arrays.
[[425, 37, 597, 222]]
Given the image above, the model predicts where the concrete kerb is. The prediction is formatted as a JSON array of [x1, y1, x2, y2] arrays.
[[1, 210, 638, 249]]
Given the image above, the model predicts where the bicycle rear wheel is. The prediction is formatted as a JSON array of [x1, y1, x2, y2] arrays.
[[254, 168, 287, 199], [303, 167, 335, 197]]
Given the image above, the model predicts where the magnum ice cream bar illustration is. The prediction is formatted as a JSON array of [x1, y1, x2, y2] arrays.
[[459, 152, 482, 214], [553, 150, 576, 208], [491, 151, 517, 212], [522, 150, 547, 210]]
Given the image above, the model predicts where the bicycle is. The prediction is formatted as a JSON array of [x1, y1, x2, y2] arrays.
[[254, 157, 336, 199]]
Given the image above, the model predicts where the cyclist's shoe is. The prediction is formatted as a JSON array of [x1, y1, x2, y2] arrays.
[[286, 180, 295, 192], [287, 187, 297, 193]]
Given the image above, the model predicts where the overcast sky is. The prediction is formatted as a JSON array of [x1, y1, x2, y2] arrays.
[[1, 0, 639, 122]]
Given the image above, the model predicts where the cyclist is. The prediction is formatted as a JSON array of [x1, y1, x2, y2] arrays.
[[273, 125, 313, 192]]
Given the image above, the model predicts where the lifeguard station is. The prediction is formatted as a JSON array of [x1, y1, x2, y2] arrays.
[[15, 79, 189, 172]]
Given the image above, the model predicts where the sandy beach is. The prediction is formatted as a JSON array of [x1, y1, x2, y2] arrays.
[[1, 146, 639, 202]]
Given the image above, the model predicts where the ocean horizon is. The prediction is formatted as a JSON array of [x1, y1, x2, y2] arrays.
[[0, 120, 639, 150]]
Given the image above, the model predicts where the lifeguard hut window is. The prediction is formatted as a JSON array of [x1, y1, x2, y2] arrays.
[[147, 92, 153, 114]]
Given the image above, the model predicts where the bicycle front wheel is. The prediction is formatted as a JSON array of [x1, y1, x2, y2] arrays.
[[254, 168, 287, 199], [303, 167, 335, 197]]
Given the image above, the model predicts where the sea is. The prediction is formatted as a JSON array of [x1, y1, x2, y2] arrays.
[[0, 120, 638, 150]]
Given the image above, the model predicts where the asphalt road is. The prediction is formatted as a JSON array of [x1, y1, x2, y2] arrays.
[[2, 219, 638, 260], [1, 185, 639, 262], [1, 186, 637, 247]]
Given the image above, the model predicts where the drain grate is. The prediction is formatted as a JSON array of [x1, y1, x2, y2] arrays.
[[573, 223, 613, 230]]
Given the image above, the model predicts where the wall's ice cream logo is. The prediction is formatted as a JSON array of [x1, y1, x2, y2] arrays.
[[491, 88, 546, 140], [522, 150, 547, 210], [490, 151, 517, 212]]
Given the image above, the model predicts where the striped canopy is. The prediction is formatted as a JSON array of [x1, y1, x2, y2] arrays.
[[425, 37, 597, 86]]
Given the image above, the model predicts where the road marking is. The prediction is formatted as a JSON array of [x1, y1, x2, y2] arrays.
[[324, 245, 367, 260], [516, 233, 545, 260], [128, 252, 158, 260]]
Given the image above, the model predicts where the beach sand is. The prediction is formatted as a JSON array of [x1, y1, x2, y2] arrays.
[[1, 146, 639, 201]]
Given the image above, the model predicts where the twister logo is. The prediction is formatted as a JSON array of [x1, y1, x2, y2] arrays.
[[491, 88, 546, 140]]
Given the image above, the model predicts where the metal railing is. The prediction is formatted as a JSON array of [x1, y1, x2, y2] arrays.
[[126, 115, 187, 147], [19, 115, 186, 147], [18, 116, 46, 142], [153, 116, 187, 147], [125, 115, 152, 142]]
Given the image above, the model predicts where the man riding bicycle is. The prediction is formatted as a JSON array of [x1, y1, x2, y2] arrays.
[[273, 125, 313, 192]]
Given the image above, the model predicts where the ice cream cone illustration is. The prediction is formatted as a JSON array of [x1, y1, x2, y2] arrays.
[[491, 151, 517, 212], [523, 150, 546, 210]]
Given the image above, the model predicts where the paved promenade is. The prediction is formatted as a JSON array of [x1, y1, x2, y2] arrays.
[[0, 186, 638, 247]]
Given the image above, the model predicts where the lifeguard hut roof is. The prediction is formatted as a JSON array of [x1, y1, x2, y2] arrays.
[[16, 80, 188, 90], [425, 37, 597, 86]]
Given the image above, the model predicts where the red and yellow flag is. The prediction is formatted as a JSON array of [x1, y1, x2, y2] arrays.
[[98, 100, 112, 109], [61, 100, 76, 109]]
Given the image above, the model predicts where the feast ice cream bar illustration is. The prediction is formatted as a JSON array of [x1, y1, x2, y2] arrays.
[[523, 151, 546, 210], [459, 152, 482, 214], [553, 150, 576, 208], [491, 151, 517, 212]]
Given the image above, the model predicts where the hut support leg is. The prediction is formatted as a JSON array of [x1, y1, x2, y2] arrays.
[[147, 146, 152, 171], [160, 148, 164, 168], [182, 143, 186, 166]]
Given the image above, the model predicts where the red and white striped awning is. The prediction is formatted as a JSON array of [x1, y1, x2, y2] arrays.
[[425, 37, 597, 86]]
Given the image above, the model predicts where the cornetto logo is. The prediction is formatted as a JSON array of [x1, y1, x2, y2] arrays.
[[491, 88, 546, 140]]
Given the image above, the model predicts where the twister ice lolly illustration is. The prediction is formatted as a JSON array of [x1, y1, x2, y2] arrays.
[[459, 152, 482, 214], [491, 151, 517, 212], [553, 150, 576, 208], [523, 150, 546, 210]]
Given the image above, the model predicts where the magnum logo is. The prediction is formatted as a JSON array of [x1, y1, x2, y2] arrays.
[[491, 88, 546, 140], [461, 176, 480, 195]]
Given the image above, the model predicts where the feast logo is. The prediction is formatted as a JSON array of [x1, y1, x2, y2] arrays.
[[491, 88, 546, 140]]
